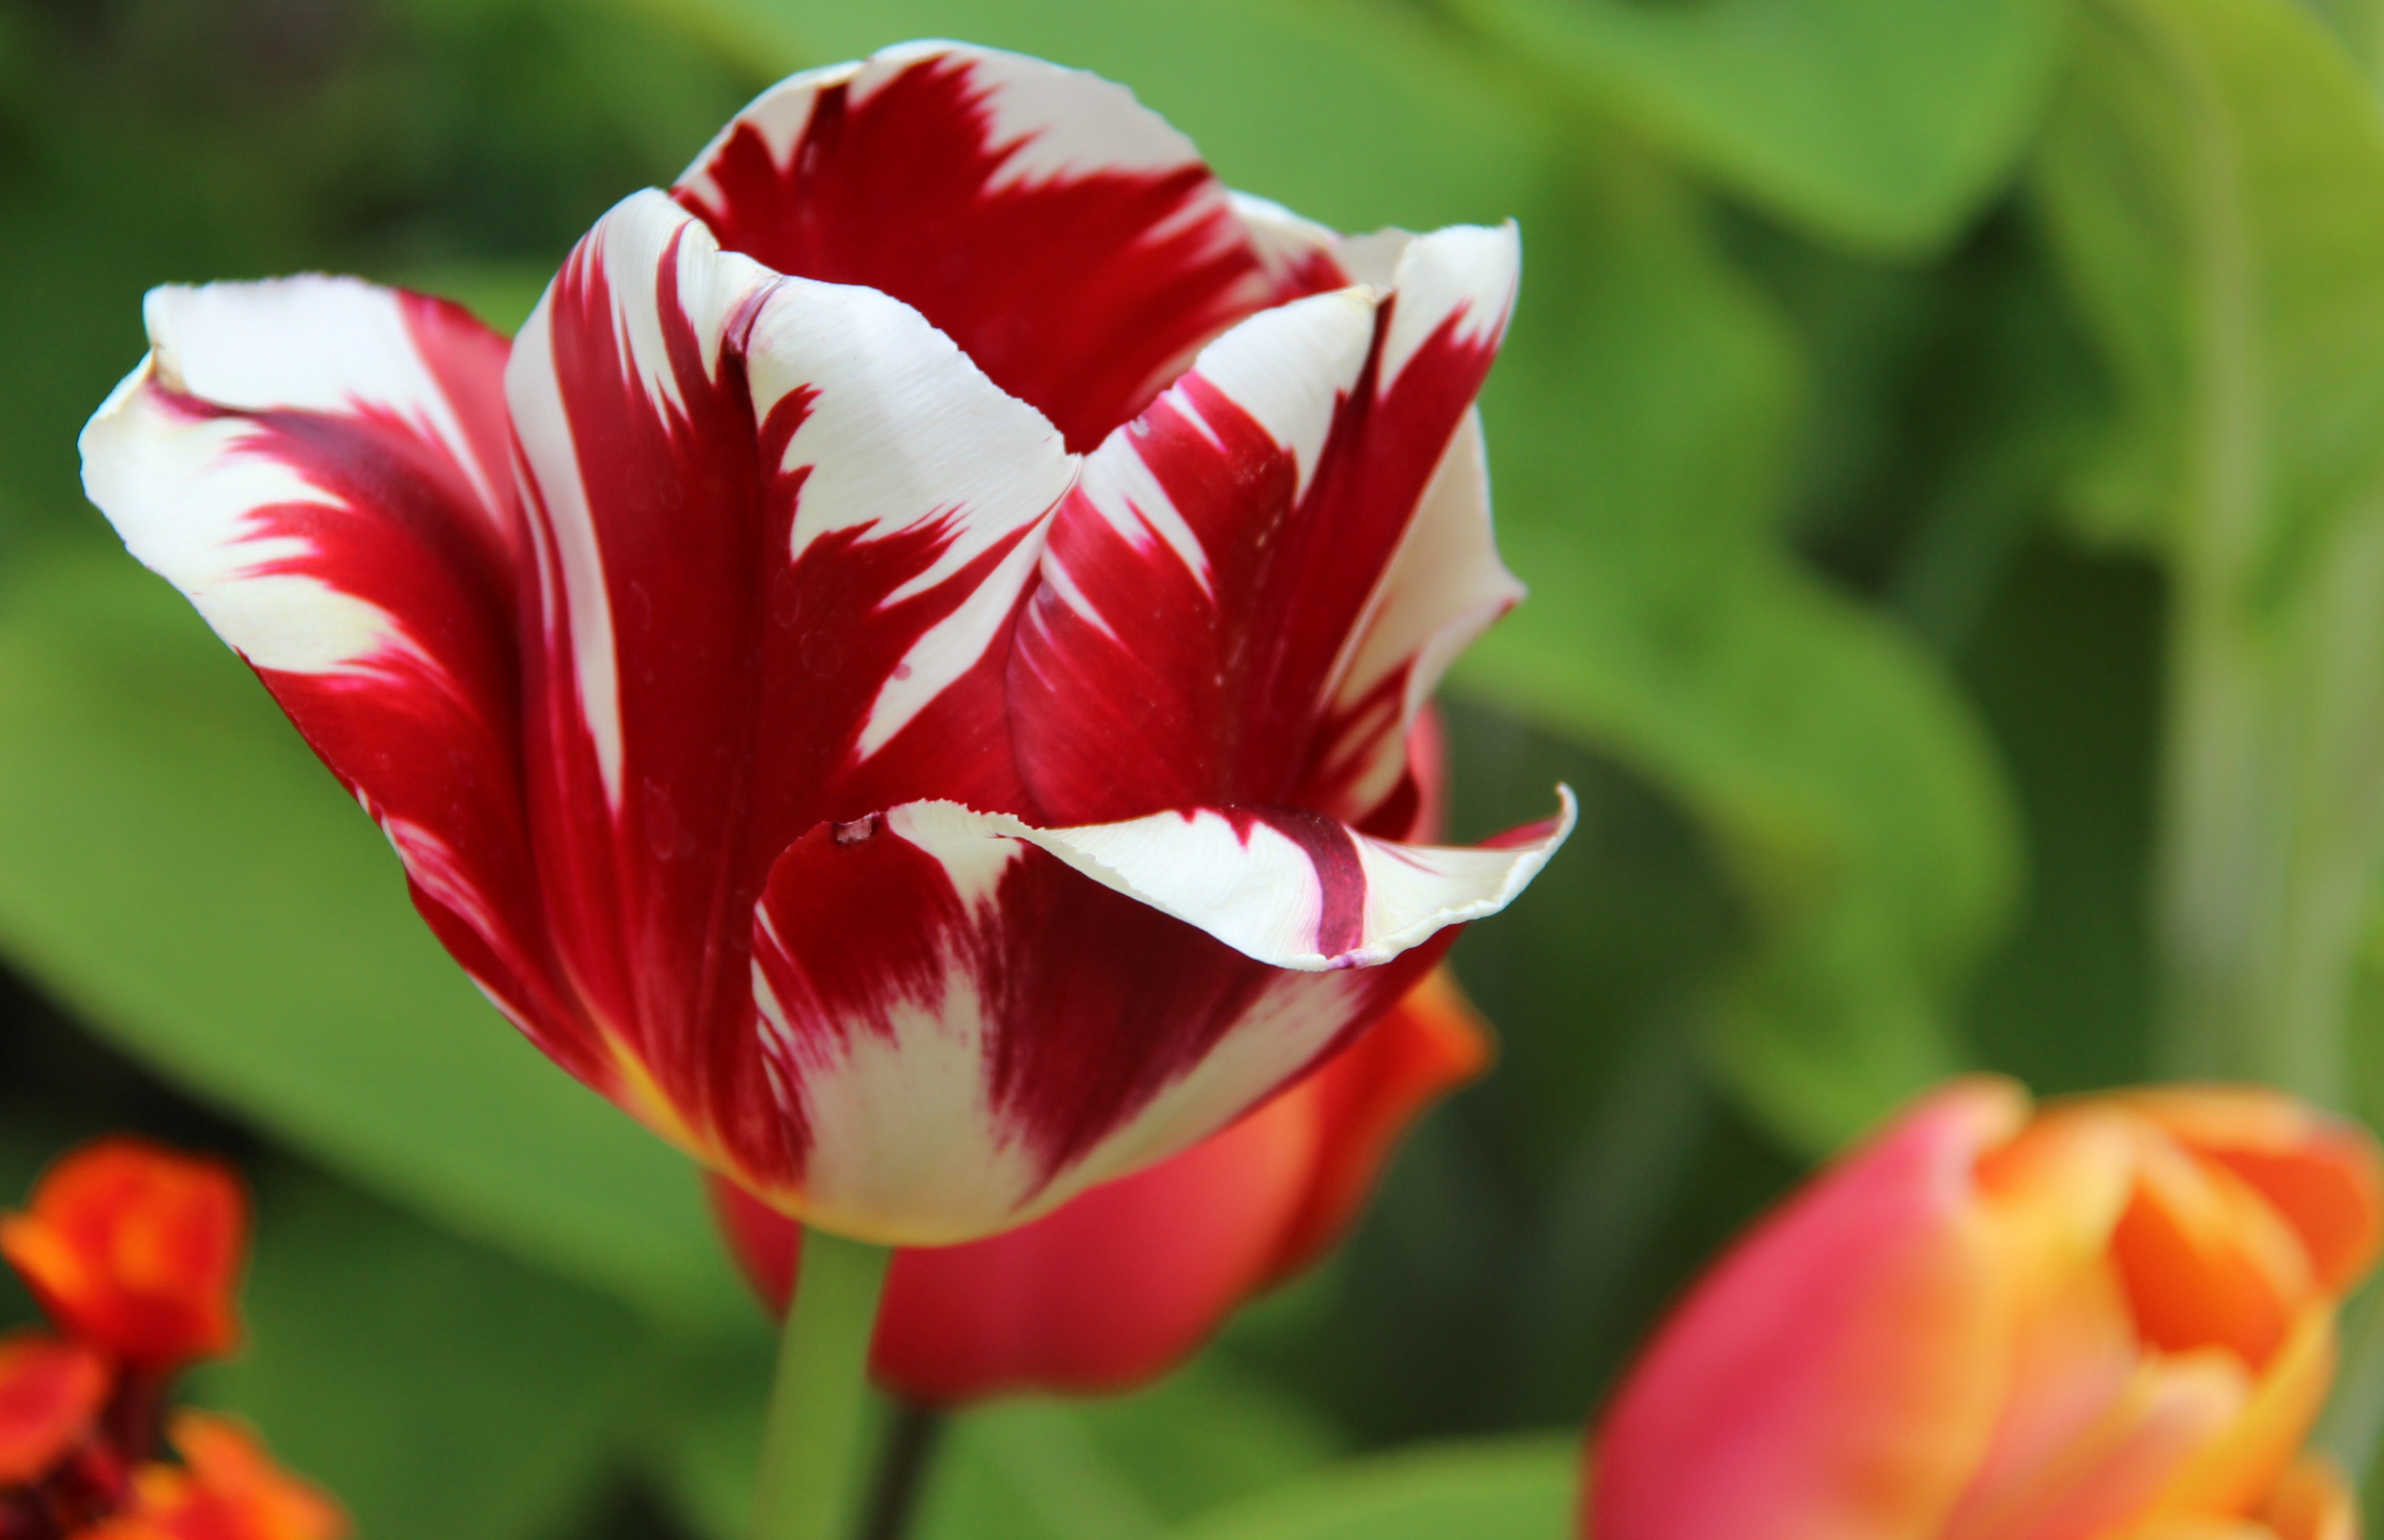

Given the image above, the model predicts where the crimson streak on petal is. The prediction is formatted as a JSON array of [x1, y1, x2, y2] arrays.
[[674, 42, 1340, 450], [753, 807, 1444, 1241], [1213, 808, 1368, 962], [80, 281, 593, 1077], [507, 191, 1072, 1187], [1011, 226, 1520, 838]]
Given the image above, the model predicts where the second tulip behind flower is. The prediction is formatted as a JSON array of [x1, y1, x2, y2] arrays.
[[1593, 1078, 2384, 1540], [712, 968, 1490, 1403]]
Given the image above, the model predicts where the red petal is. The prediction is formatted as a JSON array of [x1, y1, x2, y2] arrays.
[[872, 1097, 1314, 1403], [674, 43, 1339, 450]]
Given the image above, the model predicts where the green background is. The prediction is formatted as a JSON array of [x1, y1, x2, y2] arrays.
[[5, 0, 2382, 1533]]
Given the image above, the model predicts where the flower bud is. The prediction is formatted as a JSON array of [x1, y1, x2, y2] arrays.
[[1592, 1078, 2383, 1540]]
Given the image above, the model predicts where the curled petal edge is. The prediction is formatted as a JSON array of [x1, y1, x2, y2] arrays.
[[881, 786, 1574, 972]]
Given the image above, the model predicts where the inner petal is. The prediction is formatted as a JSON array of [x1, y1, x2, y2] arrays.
[[674, 41, 1341, 450]]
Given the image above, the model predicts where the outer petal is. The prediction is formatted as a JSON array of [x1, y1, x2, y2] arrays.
[[0, 1336, 108, 1485], [743, 789, 1562, 1243], [0, 1140, 244, 1370], [1010, 224, 1524, 835], [1592, 1079, 2028, 1540], [1225, 191, 1394, 289], [505, 191, 1073, 1183], [674, 42, 1339, 450], [709, 965, 1483, 1400], [74, 278, 575, 1069]]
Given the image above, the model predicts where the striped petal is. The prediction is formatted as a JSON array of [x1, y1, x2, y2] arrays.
[[709, 965, 1487, 1401], [504, 190, 1074, 1182], [75, 279, 580, 1062], [1010, 222, 1525, 839], [745, 794, 1564, 1243], [674, 42, 1337, 451]]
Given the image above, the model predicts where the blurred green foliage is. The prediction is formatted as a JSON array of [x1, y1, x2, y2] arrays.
[[8, 0, 2384, 1533]]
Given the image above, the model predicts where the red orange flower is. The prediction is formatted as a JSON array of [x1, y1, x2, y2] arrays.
[[78, 1416, 342, 1540], [1591, 1078, 2384, 1540], [713, 966, 1490, 1402], [1, 1142, 244, 1372], [1, 1141, 340, 1540]]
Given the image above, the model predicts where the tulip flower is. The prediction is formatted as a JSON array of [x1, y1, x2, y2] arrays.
[[711, 965, 1490, 1402], [1591, 1077, 2384, 1540], [78, 38, 1569, 1248], [2, 1140, 341, 1540]]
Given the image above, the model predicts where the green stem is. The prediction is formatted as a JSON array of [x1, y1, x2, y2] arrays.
[[754, 1229, 893, 1540]]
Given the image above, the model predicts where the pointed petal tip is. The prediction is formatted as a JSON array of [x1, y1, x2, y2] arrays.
[[1320, 783, 1577, 970]]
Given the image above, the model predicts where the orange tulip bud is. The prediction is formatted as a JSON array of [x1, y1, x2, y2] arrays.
[[1592, 1078, 2382, 1540], [1, 1140, 245, 1371]]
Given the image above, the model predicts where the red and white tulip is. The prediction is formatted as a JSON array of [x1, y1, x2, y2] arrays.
[[79, 41, 1568, 1245]]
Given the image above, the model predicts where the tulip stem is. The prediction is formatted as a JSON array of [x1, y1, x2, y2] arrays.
[[754, 1228, 893, 1540]]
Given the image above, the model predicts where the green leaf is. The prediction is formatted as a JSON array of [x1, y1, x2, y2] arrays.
[[2034, 0, 2384, 1103], [192, 1165, 651, 1540], [0, 547, 748, 1327], [1456, 139, 2019, 1154], [1158, 1435, 1577, 1540], [604, 0, 1552, 235], [1448, 0, 2064, 255]]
